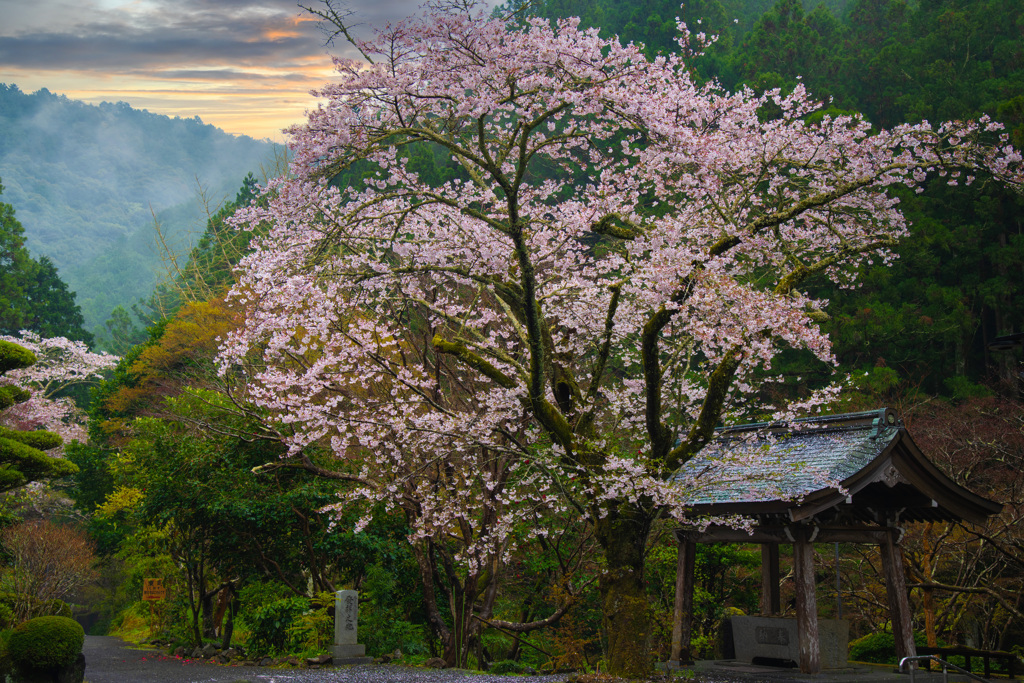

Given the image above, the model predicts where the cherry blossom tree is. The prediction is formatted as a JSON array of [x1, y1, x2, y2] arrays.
[[218, 3, 1024, 674], [0, 332, 117, 453]]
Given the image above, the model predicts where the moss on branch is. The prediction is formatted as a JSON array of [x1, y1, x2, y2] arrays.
[[666, 347, 743, 471], [432, 335, 518, 389]]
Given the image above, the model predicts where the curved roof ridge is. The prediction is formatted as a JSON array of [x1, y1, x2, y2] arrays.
[[673, 407, 1001, 525]]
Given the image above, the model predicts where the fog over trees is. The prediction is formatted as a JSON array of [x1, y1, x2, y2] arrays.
[[0, 85, 279, 338]]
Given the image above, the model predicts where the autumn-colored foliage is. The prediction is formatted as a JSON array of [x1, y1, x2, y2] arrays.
[[102, 299, 238, 416], [0, 520, 97, 623], [901, 397, 1024, 651]]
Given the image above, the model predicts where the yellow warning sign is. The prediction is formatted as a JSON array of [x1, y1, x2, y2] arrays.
[[142, 578, 166, 601]]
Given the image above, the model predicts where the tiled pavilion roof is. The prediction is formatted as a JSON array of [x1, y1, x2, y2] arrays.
[[671, 408, 1001, 525]]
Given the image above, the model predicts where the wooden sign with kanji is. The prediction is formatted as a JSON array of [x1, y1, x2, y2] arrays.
[[142, 578, 166, 601]]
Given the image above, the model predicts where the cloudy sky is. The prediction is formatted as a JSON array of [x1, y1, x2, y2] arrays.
[[0, 0, 477, 141]]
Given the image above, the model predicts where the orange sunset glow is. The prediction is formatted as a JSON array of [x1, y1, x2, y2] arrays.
[[0, 0, 475, 142]]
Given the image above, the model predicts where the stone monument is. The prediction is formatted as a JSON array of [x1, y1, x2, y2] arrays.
[[331, 590, 372, 664], [727, 616, 850, 669]]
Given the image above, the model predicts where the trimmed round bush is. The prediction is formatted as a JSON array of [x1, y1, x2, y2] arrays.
[[8, 616, 84, 670], [849, 631, 928, 665]]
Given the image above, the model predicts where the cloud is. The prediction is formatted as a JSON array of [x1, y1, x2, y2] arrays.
[[0, 1, 324, 71], [0, 0, 501, 140], [0, 32, 317, 71]]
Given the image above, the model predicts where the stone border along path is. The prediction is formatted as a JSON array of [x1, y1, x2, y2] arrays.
[[83, 636, 778, 683]]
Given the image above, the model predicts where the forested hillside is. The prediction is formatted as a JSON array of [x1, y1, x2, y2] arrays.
[[0, 85, 279, 339]]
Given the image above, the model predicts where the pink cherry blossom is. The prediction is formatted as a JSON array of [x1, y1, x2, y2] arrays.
[[216, 1, 1024, 671], [1, 331, 118, 452]]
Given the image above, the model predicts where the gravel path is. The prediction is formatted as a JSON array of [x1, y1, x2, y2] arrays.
[[82, 636, 778, 683], [83, 636, 572, 683]]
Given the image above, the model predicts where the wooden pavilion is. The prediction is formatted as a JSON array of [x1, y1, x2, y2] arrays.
[[668, 408, 1002, 674]]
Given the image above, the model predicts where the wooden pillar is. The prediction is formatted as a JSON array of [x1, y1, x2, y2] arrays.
[[880, 527, 916, 664], [760, 542, 781, 615], [670, 533, 697, 664], [793, 527, 821, 674]]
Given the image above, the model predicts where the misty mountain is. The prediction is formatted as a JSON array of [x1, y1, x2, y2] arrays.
[[0, 83, 280, 336]]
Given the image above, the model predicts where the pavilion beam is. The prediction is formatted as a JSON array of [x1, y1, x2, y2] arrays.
[[670, 533, 697, 665], [880, 526, 916, 665], [697, 526, 889, 545], [793, 527, 821, 674], [760, 542, 781, 615]]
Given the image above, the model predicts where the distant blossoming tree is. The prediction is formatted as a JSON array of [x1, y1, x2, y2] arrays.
[[0, 332, 117, 467], [218, 2, 1024, 674]]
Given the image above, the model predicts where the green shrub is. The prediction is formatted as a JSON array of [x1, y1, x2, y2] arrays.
[[285, 592, 334, 656], [238, 581, 291, 615], [849, 631, 928, 665], [7, 616, 84, 670], [0, 628, 13, 681], [41, 599, 72, 619], [0, 604, 13, 629], [362, 616, 426, 658], [360, 563, 428, 657], [245, 596, 310, 656], [490, 659, 530, 674]]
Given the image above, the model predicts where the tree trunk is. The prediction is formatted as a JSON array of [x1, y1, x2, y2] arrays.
[[595, 503, 655, 677], [220, 584, 236, 650], [922, 524, 938, 648], [411, 538, 478, 669], [202, 587, 219, 639]]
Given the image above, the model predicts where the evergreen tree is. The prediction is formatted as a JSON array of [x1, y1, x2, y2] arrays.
[[0, 180, 93, 345], [0, 182, 32, 335]]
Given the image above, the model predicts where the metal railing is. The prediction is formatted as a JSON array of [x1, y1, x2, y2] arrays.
[[900, 654, 990, 682]]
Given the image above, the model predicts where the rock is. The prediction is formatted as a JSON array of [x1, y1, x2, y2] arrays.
[[216, 654, 231, 664], [307, 654, 332, 666], [173, 646, 185, 658], [190, 647, 204, 659], [223, 647, 243, 659], [287, 657, 300, 666], [423, 657, 447, 669], [201, 643, 218, 658], [259, 657, 273, 666]]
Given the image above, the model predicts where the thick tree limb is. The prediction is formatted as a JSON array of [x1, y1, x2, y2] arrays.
[[665, 347, 743, 471], [433, 335, 518, 388]]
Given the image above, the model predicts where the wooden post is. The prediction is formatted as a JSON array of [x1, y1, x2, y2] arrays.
[[880, 527, 916, 664], [760, 542, 781, 615], [670, 533, 697, 664], [793, 527, 821, 674]]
